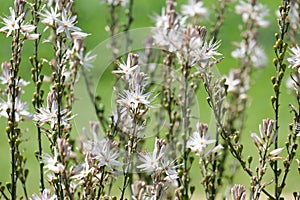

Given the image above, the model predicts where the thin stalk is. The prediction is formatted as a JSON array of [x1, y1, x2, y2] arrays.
[[82, 68, 108, 132], [202, 73, 275, 200], [272, 1, 290, 198], [124, 0, 134, 54], [33, 0, 45, 191], [120, 116, 137, 200], [182, 61, 190, 199], [96, 166, 105, 200]]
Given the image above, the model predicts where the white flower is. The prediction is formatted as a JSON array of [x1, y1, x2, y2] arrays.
[[232, 40, 267, 69], [235, 0, 269, 28], [187, 123, 215, 155], [181, 0, 207, 18], [118, 85, 153, 112], [0, 95, 32, 122], [287, 45, 300, 70], [0, 62, 29, 87], [153, 8, 169, 29], [30, 189, 57, 200], [137, 138, 166, 173], [0, 7, 23, 37], [225, 70, 241, 93], [112, 57, 139, 77], [269, 148, 284, 157], [56, 9, 81, 38], [289, 1, 300, 30], [43, 148, 65, 174], [190, 38, 221, 65], [77, 51, 97, 70], [94, 140, 121, 170], [33, 100, 74, 129], [39, 7, 60, 28], [137, 152, 160, 174], [72, 155, 95, 181], [102, 0, 128, 7], [152, 27, 184, 52]]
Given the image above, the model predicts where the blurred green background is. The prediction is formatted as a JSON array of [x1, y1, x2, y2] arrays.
[[0, 0, 298, 198]]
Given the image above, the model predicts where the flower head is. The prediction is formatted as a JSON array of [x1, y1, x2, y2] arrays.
[[33, 92, 74, 129], [77, 51, 97, 70], [94, 139, 121, 170], [287, 45, 300, 71], [56, 9, 81, 38], [0, 7, 23, 37], [0, 95, 32, 122], [235, 0, 269, 28], [30, 189, 57, 200], [181, 0, 207, 18], [187, 123, 215, 155], [39, 6, 60, 28], [42, 148, 65, 174]]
